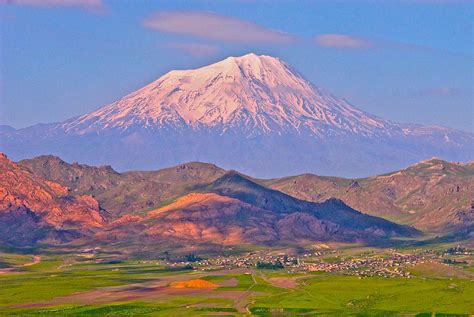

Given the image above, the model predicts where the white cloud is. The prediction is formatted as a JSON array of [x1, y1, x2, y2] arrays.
[[315, 34, 373, 49], [143, 11, 295, 44]]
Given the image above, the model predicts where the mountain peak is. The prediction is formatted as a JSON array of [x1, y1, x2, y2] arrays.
[[62, 53, 389, 136], [217, 53, 292, 81], [231, 52, 260, 59], [223, 52, 282, 67]]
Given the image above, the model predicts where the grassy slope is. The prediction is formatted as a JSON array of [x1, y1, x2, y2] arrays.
[[251, 275, 473, 315]]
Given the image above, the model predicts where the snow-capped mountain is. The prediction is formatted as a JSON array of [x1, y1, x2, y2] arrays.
[[62, 53, 389, 137], [1, 53, 473, 177]]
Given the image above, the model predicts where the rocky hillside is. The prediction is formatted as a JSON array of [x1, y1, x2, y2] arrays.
[[19, 154, 472, 234], [19, 155, 225, 216], [0, 153, 105, 246], [4, 153, 420, 248], [265, 158, 474, 233], [91, 174, 418, 248]]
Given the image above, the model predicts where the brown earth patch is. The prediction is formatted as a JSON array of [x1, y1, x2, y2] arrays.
[[267, 277, 298, 288], [218, 278, 239, 287], [409, 262, 474, 279], [170, 279, 218, 289]]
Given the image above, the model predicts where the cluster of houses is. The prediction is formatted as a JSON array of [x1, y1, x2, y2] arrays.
[[442, 246, 472, 256], [187, 253, 301, 270], [300, 253, 430, 278], [163, 249, 443, 279]]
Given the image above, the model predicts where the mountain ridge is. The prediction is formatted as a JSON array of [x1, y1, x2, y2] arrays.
[[17, 153, 472, 234], [264, 158, 474, 232], [1, 152, 420, 248]]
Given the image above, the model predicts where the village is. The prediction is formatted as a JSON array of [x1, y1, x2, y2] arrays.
[[164, 247, 456, 279]]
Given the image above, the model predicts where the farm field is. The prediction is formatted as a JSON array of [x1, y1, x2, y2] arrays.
[[0, 250, 473, 316]]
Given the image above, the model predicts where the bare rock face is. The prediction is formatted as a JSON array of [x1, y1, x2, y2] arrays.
[[277, 213, 340, 241], [4, 151, 470, 249], [19, 155, 226, 217], [0, 153, 105, 246], [18, 152, 474, 250], [144, 193, 280, 245], [94, 193, 346, 246]]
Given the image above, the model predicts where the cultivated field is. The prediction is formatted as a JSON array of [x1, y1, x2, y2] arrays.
[[1, 247, 473, 316]]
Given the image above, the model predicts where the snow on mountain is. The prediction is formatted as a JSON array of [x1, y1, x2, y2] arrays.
[[61, 53, 391, 137], [1, 53, 472, 177]]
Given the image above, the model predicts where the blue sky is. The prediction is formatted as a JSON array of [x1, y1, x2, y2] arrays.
[[1, 0, 473, 132]]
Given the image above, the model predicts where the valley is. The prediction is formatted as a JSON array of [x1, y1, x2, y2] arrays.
[[1, 152, 473, 315], [0, 242, 472, 316]]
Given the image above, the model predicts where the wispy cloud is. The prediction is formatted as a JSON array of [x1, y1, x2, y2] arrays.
[[167, 42, 219, 57], [1, 0, 104, 10], [314, 33, 445, 53], [315, 34, 373, 49], [417, 87, 463, 98], [143, 11, 296, 44]]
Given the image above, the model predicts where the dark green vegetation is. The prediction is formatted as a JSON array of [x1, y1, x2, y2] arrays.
[[0, 247, 473, 316], [256, 261, 284, 269], [184, 254, 203, 262]]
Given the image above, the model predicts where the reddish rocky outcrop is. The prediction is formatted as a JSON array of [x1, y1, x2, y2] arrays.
[[0, 153, 105, 245]]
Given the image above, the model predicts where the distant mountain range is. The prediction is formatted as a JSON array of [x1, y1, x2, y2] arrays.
[[1, 53, 472, 177]]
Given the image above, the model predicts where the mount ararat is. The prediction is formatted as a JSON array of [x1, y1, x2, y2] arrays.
[[1, 53, 472, 177]]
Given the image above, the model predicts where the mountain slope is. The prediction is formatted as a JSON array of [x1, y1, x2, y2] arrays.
[[12, 154, 419, 248], [0, 153, 105, 246], [96, 187, 417, 248], [61, 53, 390, 137], [1, 53, 472, 177], [265, 158, 474, 232], [19, 156, 225, 217], [19, 154, 472, 234], [204, 172, 416, 235]]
